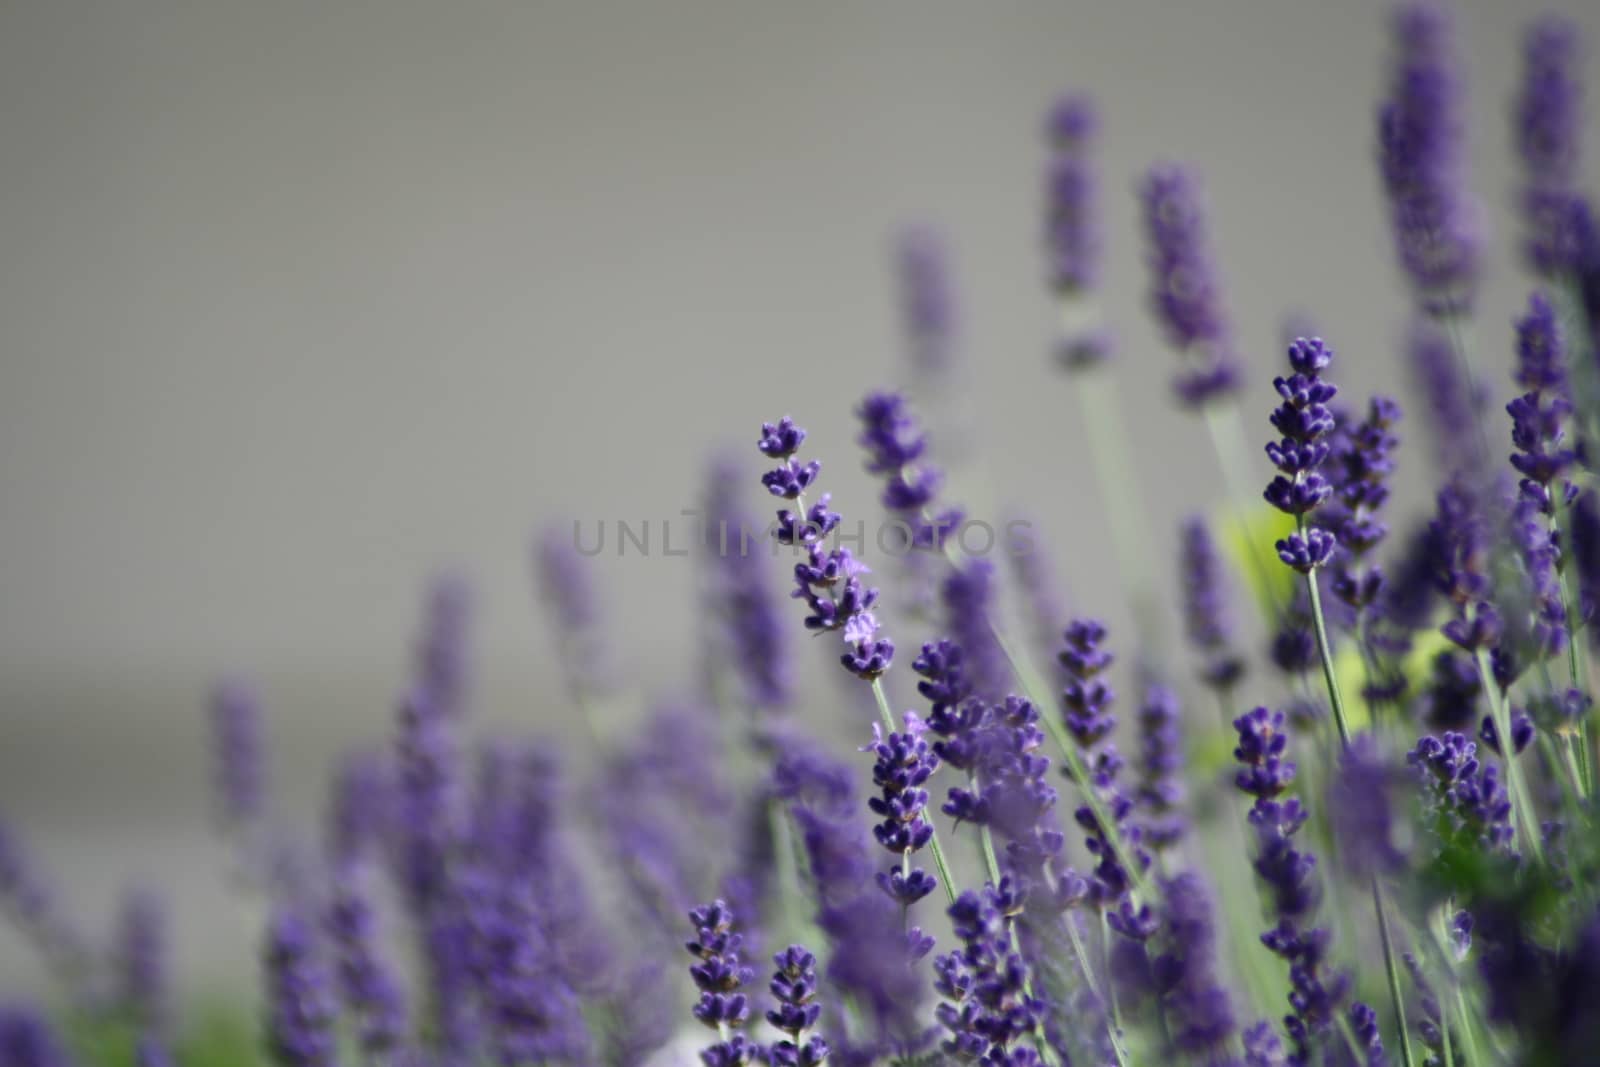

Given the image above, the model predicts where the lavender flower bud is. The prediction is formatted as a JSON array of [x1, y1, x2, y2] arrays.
[[895, 226, 958, 379], [704, 455, 792, 712], [687, 900, 757, 1066], [535, 524, 611, 702], [325, 748, 392, 866], [1135, 683, 1187, 852], [325, 865, 407, 1056], [1377, 1, 1482, 316], [263, 905, 340, 1067], [209, 678, 266, 829], [115, 887, 167, 1032], [1407, 733, 1515, 854], [1138, 164, 1241, 407], [767, 945, 830, 1067], [1264, 337, 1340, 574], [0, 1004, 72, 1067], [1178, 516, 1246, 690], [1327, 734, 1405, 879], [414, 572, 472, 719], [1516, 16, 1587, 274], [935, 886, 1044, 1063]]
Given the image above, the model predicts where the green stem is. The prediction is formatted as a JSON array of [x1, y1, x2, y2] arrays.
[[1301, 551, 1352, 747], [1473, 649, 1545, 864], [1202, 401, 1286, 620], [871, 678, 959, 908], [1076, 369, 1167, 656], [1372, 877, 1417, 1067], [1063, 912, 1129, 1067]]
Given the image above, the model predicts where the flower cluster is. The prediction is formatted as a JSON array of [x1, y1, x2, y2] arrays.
[[686, 899, 758, 1067], [1138, 165, 1241, 407], [759, 416, 894, 680], [1044, 93, 1112, 369], [767, 946, 830, 1067], [863, 719, 941, 909], [1515, 16, 1587, 274], [934, 885, 1044, 1065], [1178, 516, 1246, 692], [1264, 337, 1340, 574], [1408, 732, 1516, 854], [1058, 620, 1145, 906], [1378, 1, 1481, 315], [1233, 708, 1352, 1062]]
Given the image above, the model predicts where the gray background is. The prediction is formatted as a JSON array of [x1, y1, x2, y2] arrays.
[[2, 0, 1594, 995]]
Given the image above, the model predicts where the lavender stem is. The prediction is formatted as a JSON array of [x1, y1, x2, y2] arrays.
[[1299, 520, 1353, 748], [1372, 877, 1418, 1067]]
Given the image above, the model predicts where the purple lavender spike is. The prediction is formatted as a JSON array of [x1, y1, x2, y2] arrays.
[[209, 678, 266, 830], [1138, 164, 1242, 408], [0, 1004, 73, 1067], [115, 887, 167, 1032], [895, 226, 959, 379], [1516, 16, 1588, 274], [1377, 1, 1482, 316], [704, 454, 793, 712], [263, 905, 341, 1067], [414, 572, 473, 719], [326, 864, 407, 1057]]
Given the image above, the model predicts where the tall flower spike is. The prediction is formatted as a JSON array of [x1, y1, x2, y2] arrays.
[[863, 718, 940, 909], [1059, 620, 1146, 905], [767, 945, 830, 1067], [895, 226, 958, 380], [758, 416, 893, 680], [1045, 93, 1111, 370], [1264, 337, 1340, 573], [1407, 732, 1515, 854], [1135, 682, 1187, 852], [326, 864, 407, 1057], [1326, 395, 1402, 612], [1515, 16, 1587, 275], [535, 524, 611, 704], [0, 1004, 73, 1067], [263, 905, 341, 1067], [934, 886, 1045, 1064], [1508, 294, 1577, 520], [704, 454, 792, 713], [1178, 516, 1246, 691], [940, 560, 1009, 702], [686, 899, 758, 1067], [326, 748, 392, 866], [1158, 873, 1241, 1058], [414, 572, 472, 719], [1233, 707, 1350, 1062], [0, 818, 89, 990], [210, 678, 266, 831], [1405, 317, 1491, 479], [1138, 164, 1242, 407], [856, 391, 963, 551], [1377, 1, 1482, 316], [115, 887, 168, 1032]]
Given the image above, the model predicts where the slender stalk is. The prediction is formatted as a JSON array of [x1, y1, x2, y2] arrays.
[[1075, 369, 1167, 656], [1473, 649, 1545, 863], [871, 678, 959, 907], [1372, 878, 1417, 1067], [1063, 912, 1129, 1067], [1299, 535, 1352, 747]]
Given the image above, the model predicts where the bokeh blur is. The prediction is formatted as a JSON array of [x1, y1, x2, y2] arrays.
[[2, 0, 1596, 997]]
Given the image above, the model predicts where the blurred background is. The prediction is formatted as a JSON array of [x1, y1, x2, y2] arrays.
[[2, 0, 1595, 999]]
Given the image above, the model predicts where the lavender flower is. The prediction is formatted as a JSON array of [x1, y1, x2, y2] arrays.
[[817, 894, 929, 1052], [1327, 734, 1405, 879], [0, 1005, 72, 1067], [1407, 732, 1515, 854], [1377, 1, 1482, 316], [1059, 620, 1145, 905], [1138, 164, 1242, 407], [1509, 293, 1577, 517], [935, 885, 1044, 1064], [1419, 650, 1481, 731], [687, 899, 758, 1067], [135, 1036, 174, 1067], [325, 864, 407, 1057], [895, 226, 958, 378], [209, 678, 266, 830], [470, 875, 592, 1067], [767, 946, 830, 1067], [1479, 709, 1535, 758], [1158, 873, 1241, 1058], [326, 748, 391, 866], [759, 416, 894, 680], [940, 560, 1009, 702], [704, 455, 792, 712], [1326, 396, 1402, 612], [1178, 516, 1246, 691], [115, 887, 167, 1031], [1135, 682, 1187, 853], [1515, 16, 1587, 274], [1346, 1002, 1389, 1066], [263, 905, 340, 1067], [535, 524, 610, 703], [1233, 707, 1350, 1061], [1405, 317, 1492, 479], [975, 696, 1065, 895], [0, 819, 88, 991], [1264, 337, 1339, 574], [1044, 93, 1111, 370], [392, 688, 461, 916], [863, 718, 940, 909], [414, 572, 472, 719], [1429, 478, 1501, 653], [855, 392, 962, 550]]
